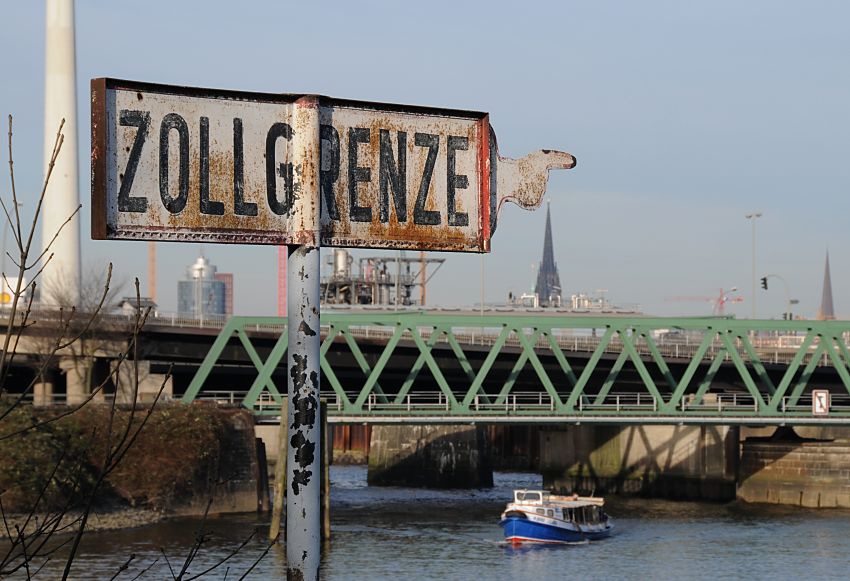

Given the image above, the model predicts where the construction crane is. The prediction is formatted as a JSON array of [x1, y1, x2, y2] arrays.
[[148, 241, 156, 302], [665, 287, 743, 316]]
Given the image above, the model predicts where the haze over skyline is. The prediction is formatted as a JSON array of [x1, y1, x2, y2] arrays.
[[2, 1, 848, 318]]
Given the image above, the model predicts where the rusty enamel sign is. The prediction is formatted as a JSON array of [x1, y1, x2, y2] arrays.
[[92, 78, 575, 252]]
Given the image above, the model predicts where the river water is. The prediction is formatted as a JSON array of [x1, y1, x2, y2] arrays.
[[16, 466, 850, 580]]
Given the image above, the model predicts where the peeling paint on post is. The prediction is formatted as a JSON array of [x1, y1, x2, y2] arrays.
[[286, 245, 320, 579], [286, 96, 321, 581]]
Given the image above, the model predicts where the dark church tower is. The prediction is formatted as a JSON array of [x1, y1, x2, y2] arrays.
[[817, 251, 835, 320], [534, 203, 561, 307]]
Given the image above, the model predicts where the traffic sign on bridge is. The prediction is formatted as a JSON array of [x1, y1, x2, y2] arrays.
[[92, 78, 575, 252]]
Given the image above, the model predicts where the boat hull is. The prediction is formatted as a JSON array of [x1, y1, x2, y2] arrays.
[[500, 516, 611, 544]]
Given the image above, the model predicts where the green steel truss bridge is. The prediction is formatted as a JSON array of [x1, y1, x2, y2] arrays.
[[181, 312, 850, 425]]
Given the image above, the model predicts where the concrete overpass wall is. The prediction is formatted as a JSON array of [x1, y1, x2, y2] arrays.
[[539, 425, 738, 501], [738, 427, 850, 508], [368, 425, 493, 488]]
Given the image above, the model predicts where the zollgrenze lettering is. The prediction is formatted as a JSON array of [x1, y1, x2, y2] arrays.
[[413, 132, 440, 225], [159, 112, 189, 214], [348, 127, 372, 222], [117, 109, 150, 213]]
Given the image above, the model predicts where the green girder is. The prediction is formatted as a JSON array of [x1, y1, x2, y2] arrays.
[[180, 314, 850, 423]]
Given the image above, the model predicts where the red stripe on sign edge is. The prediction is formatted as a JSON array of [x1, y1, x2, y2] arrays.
[[91, 78, 108, 240], [477, 115, 491, 253]]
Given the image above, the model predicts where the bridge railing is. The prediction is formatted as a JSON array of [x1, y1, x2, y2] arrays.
[[338, 325, 839, 367], [4, 306, 840, 368], [214, 389, 850, 424]]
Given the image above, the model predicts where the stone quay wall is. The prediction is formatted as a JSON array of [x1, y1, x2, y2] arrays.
[[738, 439, 850, 508]]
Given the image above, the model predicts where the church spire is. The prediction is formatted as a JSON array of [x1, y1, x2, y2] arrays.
[[534, 202, 561, 307], [817, 251, 835, 320]]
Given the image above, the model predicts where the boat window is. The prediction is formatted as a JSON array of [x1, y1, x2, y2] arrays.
[[517, 491, 541, 502], [536, 508, 546, 515], [546, 509, 554, 517]]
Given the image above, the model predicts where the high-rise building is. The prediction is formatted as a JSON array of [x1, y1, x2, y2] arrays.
[[214, 272, 234, 317], [178, 254, 226, 319], [534, 202, 562, 307], [817, 251, 835, 320]]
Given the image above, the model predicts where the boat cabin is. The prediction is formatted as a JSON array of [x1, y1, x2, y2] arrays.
[[510, 489, 609, 524], [513, 490, 549, 504]]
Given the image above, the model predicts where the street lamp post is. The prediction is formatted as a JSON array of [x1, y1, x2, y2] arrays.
[[745, 212, 762, 319]]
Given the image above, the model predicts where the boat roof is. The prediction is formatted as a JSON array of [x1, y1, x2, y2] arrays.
[[512, 489, 605, 507]]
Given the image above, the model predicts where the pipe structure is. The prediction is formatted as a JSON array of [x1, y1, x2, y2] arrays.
[[42, 0, 81, 305]]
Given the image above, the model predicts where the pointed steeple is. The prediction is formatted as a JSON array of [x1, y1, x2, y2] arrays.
[[817, 251, 835, 320], [534, 202, 561, 307]]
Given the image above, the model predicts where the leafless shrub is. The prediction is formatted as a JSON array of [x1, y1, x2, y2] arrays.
[[0, 116, 271, 579]]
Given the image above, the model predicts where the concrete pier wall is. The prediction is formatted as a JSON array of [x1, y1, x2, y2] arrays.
[[169, 409, 262, 516], [368, 425, 493, 488], [540, 425, 738, 501], [738, 429, 850, 508]]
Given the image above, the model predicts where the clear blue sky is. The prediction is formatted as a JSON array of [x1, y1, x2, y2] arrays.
[[2, 0, 849, 318]]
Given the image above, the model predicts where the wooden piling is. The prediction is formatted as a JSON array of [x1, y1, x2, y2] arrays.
[[256, 438, 270, 512], [321, 399, 331, 540], [268, 397, 288, 542]]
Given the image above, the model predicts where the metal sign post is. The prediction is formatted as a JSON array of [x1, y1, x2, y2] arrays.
[[285, 97, 322, 579], [91, 78, 576, 581]]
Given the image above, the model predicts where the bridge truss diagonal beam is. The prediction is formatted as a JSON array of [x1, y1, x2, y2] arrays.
[[181, 314, 850, 425]]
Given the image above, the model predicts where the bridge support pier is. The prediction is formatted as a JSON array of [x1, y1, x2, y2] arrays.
[[738, 428, 850, 508], [33, 378, 54, 406], [59, 357, 91, 406], [368, 425, 493, 488], [540, 425, 738, 501], [113, 360, 173, 404]]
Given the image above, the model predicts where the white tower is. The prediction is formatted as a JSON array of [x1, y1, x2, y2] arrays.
[[41, 0, 81, 305]]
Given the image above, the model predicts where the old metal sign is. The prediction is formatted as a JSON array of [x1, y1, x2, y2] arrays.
[[92, 78, 575, 252]]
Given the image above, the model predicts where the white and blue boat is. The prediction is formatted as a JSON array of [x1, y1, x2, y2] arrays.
[[500, 489, 613, 545]]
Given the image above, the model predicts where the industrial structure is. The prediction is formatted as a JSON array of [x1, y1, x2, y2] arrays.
[[665, 287, 743, 316], [177, 254, 231, 319], [277, 247, 287, 316], [320, 249, 444, 307], [41, 0, 80, 305], [148, 242, 157, 302]]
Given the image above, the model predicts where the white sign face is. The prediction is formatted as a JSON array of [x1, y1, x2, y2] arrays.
[[92, 79, 492, 252], [812, 389, 830, 415]]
